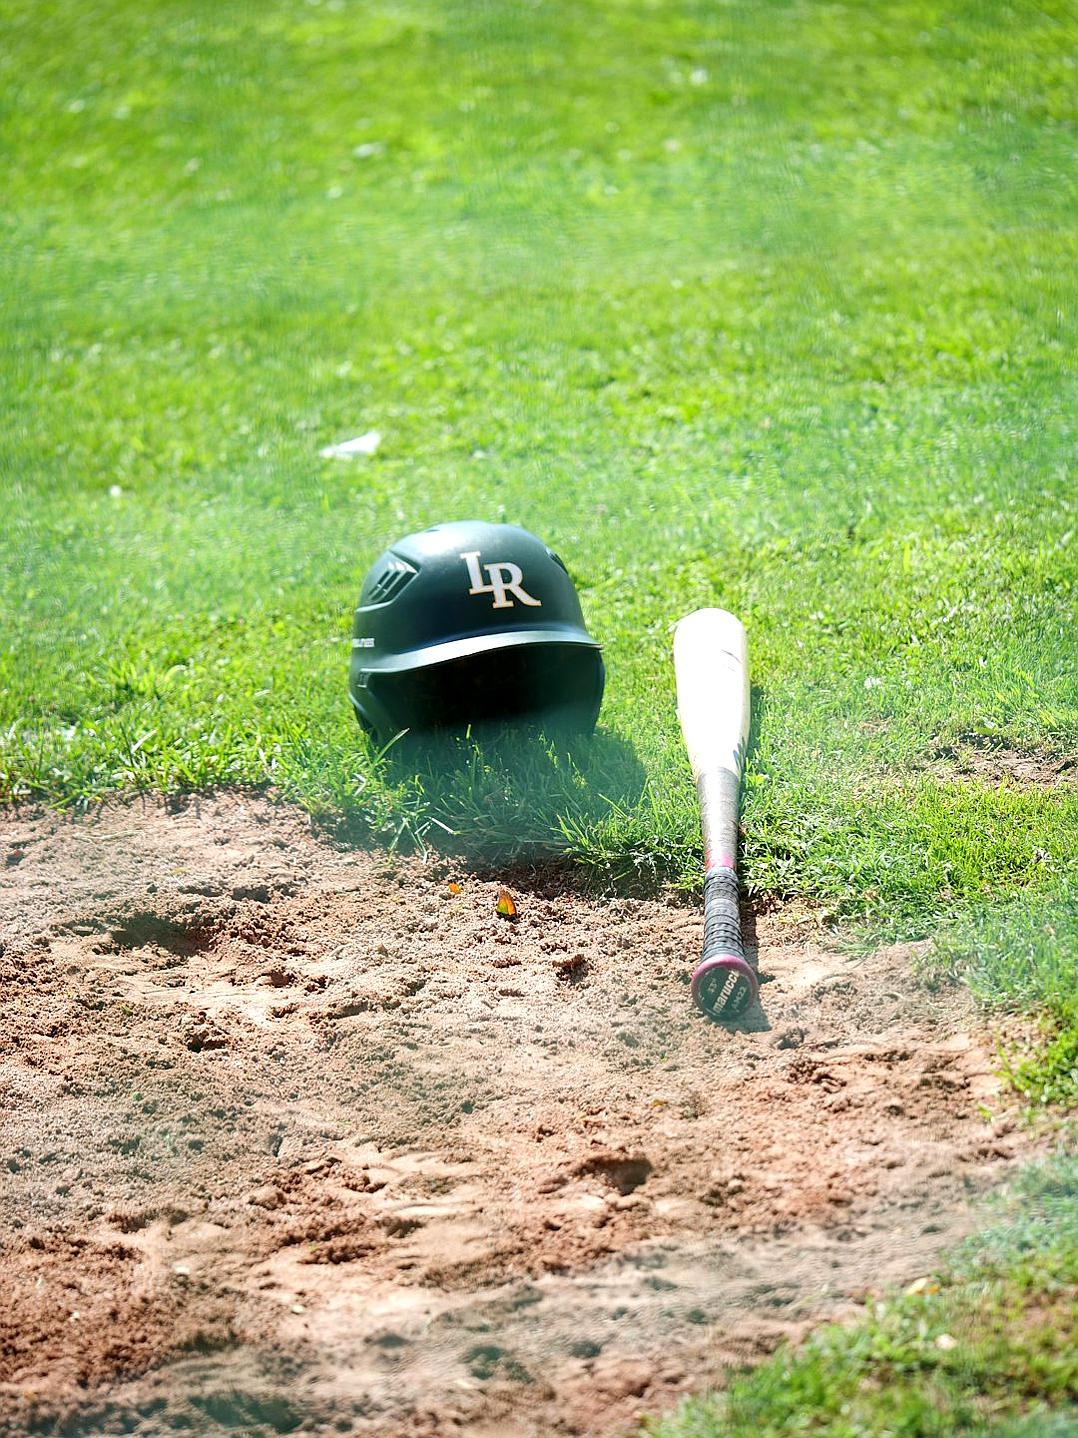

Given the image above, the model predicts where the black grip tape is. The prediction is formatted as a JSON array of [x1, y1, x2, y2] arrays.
[[702, 867, 744, 960]]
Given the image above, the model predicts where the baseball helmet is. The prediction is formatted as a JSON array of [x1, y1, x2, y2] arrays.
[[349, 520, 604, 740]]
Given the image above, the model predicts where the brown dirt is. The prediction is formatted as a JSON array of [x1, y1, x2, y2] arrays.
[[929, 735, 1077, 788], [0, 793, 1042, 1438]]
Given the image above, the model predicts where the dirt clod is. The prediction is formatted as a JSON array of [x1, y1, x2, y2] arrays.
[[0, 792, 1042, 1438]]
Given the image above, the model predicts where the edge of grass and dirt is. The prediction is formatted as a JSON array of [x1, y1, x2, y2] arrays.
[[1, 789, 1073, 1438], [3, 783, 1075, 1438], [644, 1157, 1078, 1438]]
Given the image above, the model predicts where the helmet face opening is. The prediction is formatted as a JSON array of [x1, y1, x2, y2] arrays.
[[367, 645, 604, 737], [350, 520, 604, 741]]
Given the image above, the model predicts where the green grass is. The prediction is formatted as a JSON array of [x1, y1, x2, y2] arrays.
[[645, 1158, 1078, 1438], [932, 874, 1078, 1107], [2, 0, 1075, 934]]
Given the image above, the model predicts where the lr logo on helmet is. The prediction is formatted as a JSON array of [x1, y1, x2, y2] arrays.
[[460, 551, 542, 610]]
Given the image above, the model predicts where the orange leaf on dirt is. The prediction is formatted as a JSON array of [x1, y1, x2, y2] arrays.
[[495, 888, 518, 919], [448, 882, 462, 895]]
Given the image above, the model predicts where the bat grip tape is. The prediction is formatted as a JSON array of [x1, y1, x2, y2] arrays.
[[702, 867, 744, 960]]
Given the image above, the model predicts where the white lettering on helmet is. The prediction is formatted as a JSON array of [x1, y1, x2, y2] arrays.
[[460, 551, 542, 610]]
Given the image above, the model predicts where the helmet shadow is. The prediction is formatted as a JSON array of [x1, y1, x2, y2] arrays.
[[365, 723, 649, 877]]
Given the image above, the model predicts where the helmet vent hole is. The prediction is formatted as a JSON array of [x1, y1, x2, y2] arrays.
[[366, 557, 417, 605]]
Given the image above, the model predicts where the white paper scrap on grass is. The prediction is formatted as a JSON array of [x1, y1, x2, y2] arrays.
[[319, 431, 381, 459]]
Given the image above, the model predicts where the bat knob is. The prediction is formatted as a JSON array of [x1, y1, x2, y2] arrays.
[[691, 955, 759, 1022]]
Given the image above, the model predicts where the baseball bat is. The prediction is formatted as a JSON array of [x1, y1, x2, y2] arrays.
[[673, 608, 759, 1021]]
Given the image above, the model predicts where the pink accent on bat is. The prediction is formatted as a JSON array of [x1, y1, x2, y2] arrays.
[[705, 849, 736, 869]]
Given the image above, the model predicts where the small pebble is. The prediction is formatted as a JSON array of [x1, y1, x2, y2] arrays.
[[248, 1184, 284, 1209]]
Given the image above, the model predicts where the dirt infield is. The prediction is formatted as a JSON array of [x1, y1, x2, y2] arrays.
[[0, 794, 1037, 1436]]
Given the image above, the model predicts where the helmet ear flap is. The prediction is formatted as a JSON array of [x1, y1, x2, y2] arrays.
[[350, 683, 403, 747]]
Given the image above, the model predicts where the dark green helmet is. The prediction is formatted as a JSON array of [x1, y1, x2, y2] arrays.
[[349, 520, 604, 740]]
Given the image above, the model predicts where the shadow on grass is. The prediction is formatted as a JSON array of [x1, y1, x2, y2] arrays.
[[314, 683, 774, 896], [322, 723, 656, 889]]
